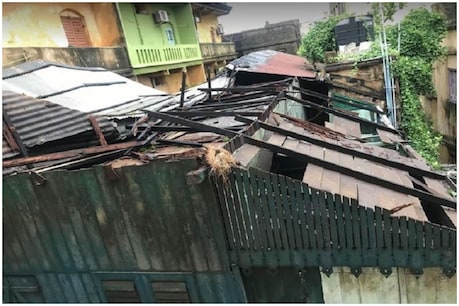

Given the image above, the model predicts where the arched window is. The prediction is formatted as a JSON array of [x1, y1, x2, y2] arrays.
[[60, 9, 91, 47]]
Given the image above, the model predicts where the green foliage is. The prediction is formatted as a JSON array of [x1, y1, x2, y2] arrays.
[[298, 16, 339, 64], [390, 7, 448, 168], [392, 7, 448, 63], [371, 2, 407, 26]]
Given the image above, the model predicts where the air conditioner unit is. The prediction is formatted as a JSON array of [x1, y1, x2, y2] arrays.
[[154, 10, 169, 23], [216, 24, 224, 35]]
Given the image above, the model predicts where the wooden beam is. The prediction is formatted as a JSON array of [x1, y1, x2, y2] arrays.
[[145, 111, 455, 208], [88, 115, 108, 146], [3, 141, 142, 168]]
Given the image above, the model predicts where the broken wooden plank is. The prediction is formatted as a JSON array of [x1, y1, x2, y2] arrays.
[[321, 149, 341, 195], [302, 143, 324, 190], [88, 115, 108, 146], [377, 129, 403, 145], [337, 153, 358, 200], [333, 117, 362, 139], [325, 122, 347, 135], [233, 144, 261, 167], [3, 141, 143, 168]]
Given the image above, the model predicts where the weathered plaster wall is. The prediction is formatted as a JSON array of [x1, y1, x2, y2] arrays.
[[321, 267, 456, 304], [2, 3, 121, 47], [422, 28, 457, 163], [196, 13, 222, 43], [224, 20, 301, 56]]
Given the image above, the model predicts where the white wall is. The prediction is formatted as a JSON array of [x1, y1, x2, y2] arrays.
[[321, 266, 456, 303]]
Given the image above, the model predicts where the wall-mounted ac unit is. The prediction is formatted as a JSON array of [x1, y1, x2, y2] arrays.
[[216, 24, 224, 35], [154, 10, 169, 23]]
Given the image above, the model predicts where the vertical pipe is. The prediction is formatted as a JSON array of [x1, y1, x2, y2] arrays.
[[206, 65, 212, 102], [180, 68, 187, 108]]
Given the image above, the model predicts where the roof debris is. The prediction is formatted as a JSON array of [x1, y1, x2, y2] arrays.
[[2, 52, 455, 229]]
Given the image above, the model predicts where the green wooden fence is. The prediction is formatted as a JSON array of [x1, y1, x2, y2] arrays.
[[214, 167, 456, 275]]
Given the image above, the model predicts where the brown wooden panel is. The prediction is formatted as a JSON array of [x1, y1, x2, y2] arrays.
[[301, 143, 324, 190], [332, 117, 361, 138], [353, 157, 377, 209], [337, 153, 358, 199], [321, 149, 341, 195]]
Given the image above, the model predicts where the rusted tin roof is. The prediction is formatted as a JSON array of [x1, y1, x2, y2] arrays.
[[228, 50, 316, 79], [2, 90, 117, 151]]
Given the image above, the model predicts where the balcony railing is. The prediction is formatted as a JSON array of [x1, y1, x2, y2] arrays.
[[2, 47, 132, 75], [200, 42, 237, 60], [128, 44, 202, 68]]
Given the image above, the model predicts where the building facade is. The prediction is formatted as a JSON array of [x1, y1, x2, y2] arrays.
[[2, 2, 236, 93], [424, 3, 457, 163], [2, 2, 132, 76], [223, 19, 302, 57]]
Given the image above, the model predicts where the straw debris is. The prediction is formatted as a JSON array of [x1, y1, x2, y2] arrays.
[[204, 146, 236, 182]]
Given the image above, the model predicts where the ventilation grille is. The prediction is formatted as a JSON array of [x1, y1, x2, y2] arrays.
[[152, 281, 190, 303], [102, 280, 141, 303]]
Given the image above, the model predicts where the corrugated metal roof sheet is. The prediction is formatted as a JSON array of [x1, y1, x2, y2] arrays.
[[2, 60, 232, 119], [2, 90, 117, 148], [228, 50, 316, 79], [2, 60, 170, 117]]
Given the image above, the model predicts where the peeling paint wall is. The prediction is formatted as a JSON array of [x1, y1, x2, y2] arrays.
[[196, 13, 222, 43], [423, 28, 457, 163], [321, 267, 456, 304], [2, 3, 121, 47]]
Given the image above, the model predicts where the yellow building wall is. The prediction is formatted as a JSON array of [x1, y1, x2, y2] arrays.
[[423, 28, 457, 162], [321, 267, 456, 304], [196, 13, 222, 43], [3, 2, 121, 47]]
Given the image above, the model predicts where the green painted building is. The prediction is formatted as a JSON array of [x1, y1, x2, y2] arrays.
[[115, 3, 206, 93]]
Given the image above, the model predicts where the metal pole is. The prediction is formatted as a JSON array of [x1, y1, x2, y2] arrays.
[[179, 68, 187, 108]]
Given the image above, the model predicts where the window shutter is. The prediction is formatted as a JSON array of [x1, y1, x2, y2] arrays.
[[60, 16, 91, 47]]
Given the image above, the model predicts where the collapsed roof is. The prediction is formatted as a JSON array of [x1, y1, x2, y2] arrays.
[[2, 52, 456, 230]]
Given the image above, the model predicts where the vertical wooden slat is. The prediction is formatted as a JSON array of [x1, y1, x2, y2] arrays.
[[342, 197, 354, 249], [391, 217, 400, 249], [288, 179, 305, 249], [399, 217, 408, 249], [365, 207, 377, 266], [318, 191, 331, 249], [278, 174, 297, 249], [326, 193, 339, 249], [310, 189, 324, 249], [294, 181, 310, 249], [382, 210, 392, 249], [270, 173, 290, 249], [334, 194, 347, 249], [415, 221, 424, 249], [433, 225, 441, 249], [407, 219, 416, 249], [261, 172, 283, 249], [441, 228, 450, 249], [374, 207, 384, 249], [424, 223, 433, 250], [351, 199, 361, 249], [227, 172, 246, 250], [214, 179, 236, 250], [233, 169, 256, 250], [253, 170, 276, 251], [241, 170, 265, 250], [359, 206, 369, 250]]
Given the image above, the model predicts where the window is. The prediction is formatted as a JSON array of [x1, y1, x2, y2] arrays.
[[60, 10, 91, 47], [448, 69, 456, 103], [102, 280, 141, 303], [3, 276, 45, 303], [152, 281, 190, 303], [165, 27, 176, 45]]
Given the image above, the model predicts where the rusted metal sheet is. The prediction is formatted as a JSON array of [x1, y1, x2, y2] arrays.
[[332, 117, 362, 139], [2, 90, 116, 149], [228, 50, 316, 79]]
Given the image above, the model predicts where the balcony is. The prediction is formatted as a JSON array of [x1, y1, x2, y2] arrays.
[[127, 44, 202, 70], [2, 47, 132, 76], [200, 42, 237, 62]]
